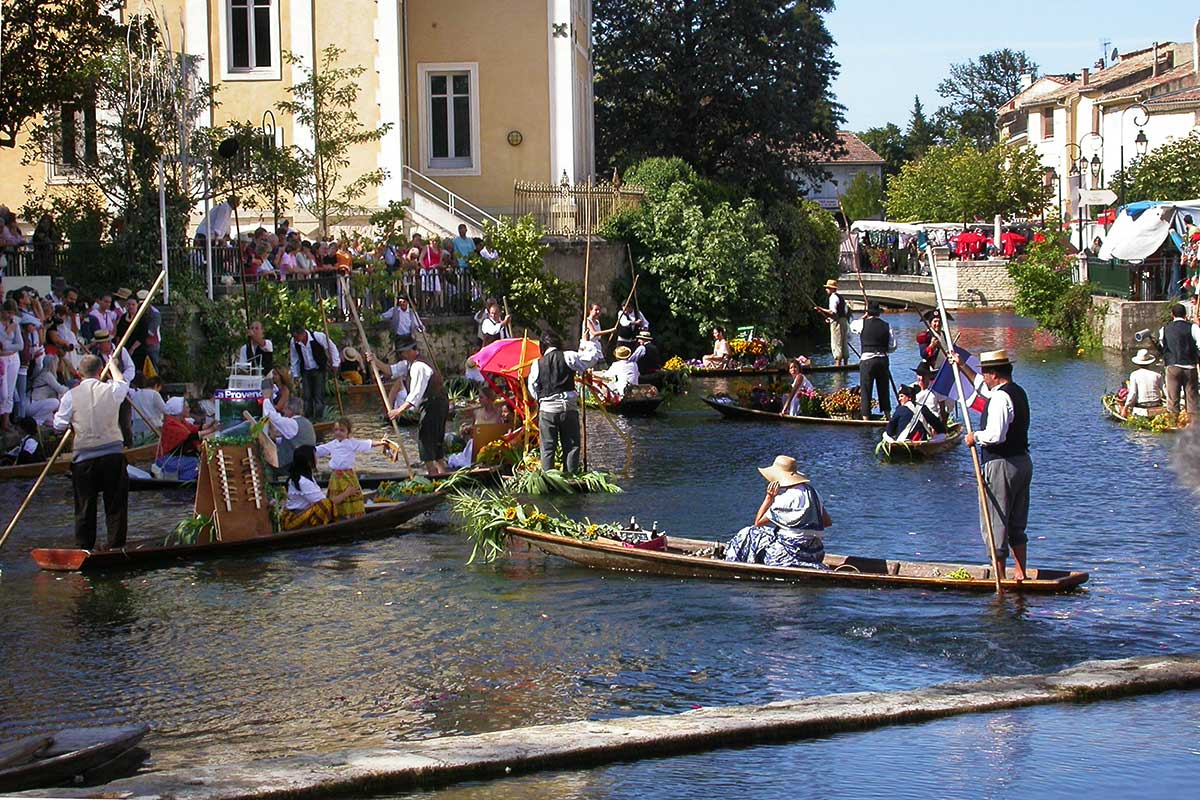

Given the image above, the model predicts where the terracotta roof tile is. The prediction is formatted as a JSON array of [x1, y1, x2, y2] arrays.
[[824, 132, 884, 165], [1025, 42, 1192, 106], [1096, 63, 1195, 102]]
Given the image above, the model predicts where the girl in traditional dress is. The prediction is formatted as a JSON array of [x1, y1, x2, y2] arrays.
[[315, 417, 388, 519], [779, 357, 815, 417], [724, 455, 832, 569], [281, 445, 336, 530], [701, 326, 731, 368]]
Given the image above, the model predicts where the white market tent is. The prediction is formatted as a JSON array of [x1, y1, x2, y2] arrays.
[[1099, 200, 1200, 261]]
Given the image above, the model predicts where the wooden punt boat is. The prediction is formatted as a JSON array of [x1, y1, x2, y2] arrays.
[[703, 397, 886, 427], [603, 396, 664, 416], [30, 493, 445, 572], [690, 363, 858, 378], [507, 527, 1089, 594], [0, 442, 158, 482], [876, 425, 963, 461], [0, 724, 149, 792], [1101, 394, 1183, 432]]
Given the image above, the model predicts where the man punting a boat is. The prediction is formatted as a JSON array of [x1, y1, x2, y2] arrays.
[[526, 330, 601, 473], [849, 301, 895, 420], [814, 279, 850, 366], [1158, 303, 1200, 417], [53, 354, 130, 551], [380, 335, 449, 475], [949, 349, 1032, 582]]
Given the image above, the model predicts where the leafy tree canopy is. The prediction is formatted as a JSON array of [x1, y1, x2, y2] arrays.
[[1110, 131, 1200, 203], [858, 123, 908, 178], [0, 0, 120, 148], [840, 171, 883, 222], [936, 49, 1038, 148], [594, 0, 844, 197], [885, 141, 1044, 223]]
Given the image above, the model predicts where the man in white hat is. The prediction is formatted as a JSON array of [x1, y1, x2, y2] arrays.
[[605, 345, 640, 397], [814, 279, 850, 366], [1123, 348, 1164, 414], [949, 349, 1032, 581]]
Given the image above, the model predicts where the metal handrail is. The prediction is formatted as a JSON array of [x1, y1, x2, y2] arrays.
[[401, 165, 501, 230]]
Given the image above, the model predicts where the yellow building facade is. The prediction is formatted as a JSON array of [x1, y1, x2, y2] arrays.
[[1, 0, 595, 234]]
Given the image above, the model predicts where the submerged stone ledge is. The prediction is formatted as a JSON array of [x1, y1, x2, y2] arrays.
[[26, 654, 1200, 800]]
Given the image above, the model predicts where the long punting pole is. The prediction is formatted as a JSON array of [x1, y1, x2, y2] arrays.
[[341, 276, 415, 479], [580, 184, 592, 472], [925, 247, 1005, 596], [0, 268, 168, 551]]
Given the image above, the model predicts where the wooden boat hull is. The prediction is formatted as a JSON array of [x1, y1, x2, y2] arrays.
[[877, 426, 963, 461], [0, 442, 158, 482], [690, 363, 857, 377], [0, 724, 149, 792], [508, 527, 1088, 594], [1101, 394, 1182, 431], [703, 397, 886, 427], [606, 396, 664, 416], [31, 493, 445, 572]]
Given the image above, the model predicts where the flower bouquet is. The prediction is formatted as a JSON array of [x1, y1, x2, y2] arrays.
[[820, 387, 860, 419]]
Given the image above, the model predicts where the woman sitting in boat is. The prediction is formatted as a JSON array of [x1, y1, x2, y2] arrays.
[[155, 397, 219, 481], [724, 455, 832, 569], [0, 416, 45, 465], [779, 357, 815, 417], [338, 347, 366, 385], [883, 383, 947, 443], [315, 417, 389, 519], [701, 327, 731, 368], [281, 444, 360, 530]]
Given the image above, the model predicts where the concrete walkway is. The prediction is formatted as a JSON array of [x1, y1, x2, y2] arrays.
[[26, 654, 1200, 799]]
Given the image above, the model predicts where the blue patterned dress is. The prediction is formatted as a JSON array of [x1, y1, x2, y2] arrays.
[[724, 484, 828, 569]]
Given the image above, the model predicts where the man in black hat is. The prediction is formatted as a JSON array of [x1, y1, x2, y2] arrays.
[[290, 324, 340, 419], [912, 361, 951, 425], [849, 301, 895, 420], [916, 309, 951, 370], [376, 335, 448, 474], [884, 383, 947, 442], [950, 348, 1032, 581], [526, 330, 601, 473]]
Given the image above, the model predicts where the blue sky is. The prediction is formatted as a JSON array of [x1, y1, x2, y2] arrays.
[[826, 2, 1194, 131]]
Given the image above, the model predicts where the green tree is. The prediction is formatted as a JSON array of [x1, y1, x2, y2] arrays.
[[936, 49, 1038, 148], [858, 122, 909, 178], [473, 216, 578, 334], [764, 198, 842, 333], [1008, 232, 1102, 349], [840, 171, 883, 222], [593, 0, 844, 197], [1110, 131, 1200, 202], [886, 141, 1043, 223], [603, 158, 780, 355], [277, 46, 392, 236], [0, 0, 119, 149], [906, 96, 938, 158]]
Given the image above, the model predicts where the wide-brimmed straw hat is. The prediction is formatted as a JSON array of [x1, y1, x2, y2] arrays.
[[613, 346, 632, 360], [90, 330, 112, 343], [758, 455, 810, 487], [114, 287, 132, 300], [1131, 348, 1156, 366], [341, 346, 362, 363], [136, 289, 150, 301], [979, 349, 1013, 368], [823, 279, 838, 290]]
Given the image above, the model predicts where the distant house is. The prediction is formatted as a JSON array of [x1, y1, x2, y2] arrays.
[[801, 132, 886, 220]]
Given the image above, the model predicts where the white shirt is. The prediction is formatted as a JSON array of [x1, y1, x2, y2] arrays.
[[526, 341, 603, 400], [381, 304, 424, 336], [1158, 321, 1200, 369], [849, 317, 897, 361], [617, 310, 649, 339], [290, 331, 340, 376], [285, 475, 327, 511], [1125, 367, 1164, 407], [262, 397, 299, 440], [827, 292, 846, 322], [53, 376, 131, 432], [404, 359, 436, 408], [131, 387, 169, 429], [196, 202, 234, 240], [972, 375, 1012, 446], [237, 339, 274, 364], [100, 349, 136, 382], [480, 317, 508, 339], [606, 359, 640, 397], [316, 438, 373, 471]]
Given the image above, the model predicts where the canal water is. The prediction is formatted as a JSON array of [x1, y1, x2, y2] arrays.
[[1, 311, 1198, 797]]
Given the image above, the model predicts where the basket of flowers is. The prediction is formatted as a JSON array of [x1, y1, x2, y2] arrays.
[[820, 388, 860, 419]]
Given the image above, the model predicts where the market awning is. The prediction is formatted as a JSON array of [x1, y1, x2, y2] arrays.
[[1100, 201, 1200, 261]]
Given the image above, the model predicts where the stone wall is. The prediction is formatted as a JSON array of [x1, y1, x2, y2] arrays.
[[940, 259, 1018, 308], [1091, 296, 1168, 352], [542, 236, 629, 306]]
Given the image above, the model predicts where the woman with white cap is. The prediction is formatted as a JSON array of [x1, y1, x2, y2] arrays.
[[723, 455, 833, 568], [1123, 348, 1164, 413]]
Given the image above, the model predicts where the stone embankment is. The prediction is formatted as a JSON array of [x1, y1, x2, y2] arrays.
[[25, 654, 1200, 799]]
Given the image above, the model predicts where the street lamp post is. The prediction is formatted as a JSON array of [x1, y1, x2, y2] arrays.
[[262, 111, 280, 233], [1077, 132, 1104, 252], [1119, 102, 1150, 210], [1062, 143, 1081, 242]]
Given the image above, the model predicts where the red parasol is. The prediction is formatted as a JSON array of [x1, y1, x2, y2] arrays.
[[469, 337, 542, 378]]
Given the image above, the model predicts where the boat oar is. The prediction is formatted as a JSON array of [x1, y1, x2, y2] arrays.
[[926, 246, 1005, 596], [1, 268, 167, 552], [341, 276, 415, 479], [0, 430, 73, 551], [315, 285, 345, 417]]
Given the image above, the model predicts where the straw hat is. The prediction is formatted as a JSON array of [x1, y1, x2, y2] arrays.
[[613, 346, 632, 360], [341, 346, 362, 363], [164, 396, 186, 416], [114, 287, 132, 300], [1131, 348, 1156, 366], [90, 330, 112, 343], [635, 330, 653, 341], [757, 455, 810, 487], [979, 349, 1013, 368], [136, 289, 150, 301], [823, 279, 839, 290]]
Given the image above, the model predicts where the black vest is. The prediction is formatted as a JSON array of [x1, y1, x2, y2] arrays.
[[292, 333, 326, 371], [247, 342, 274, 373], [979, 381, 1029, 462], [1163, 319, 1199, 367], [615, 316, 636, 343], [535, 349, 575, 397], [859, 317, 891, 353], [638, 342, 663, 374]]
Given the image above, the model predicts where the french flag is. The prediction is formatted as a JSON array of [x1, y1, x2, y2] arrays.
[[931, 346, 987, 413]]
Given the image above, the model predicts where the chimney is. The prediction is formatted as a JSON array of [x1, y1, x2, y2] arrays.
[[1194, 17, 1199, 75], [1020, 72, 1034, 91], [1081, 67, 1089, 87], [1152, 42, 1160, 78]]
